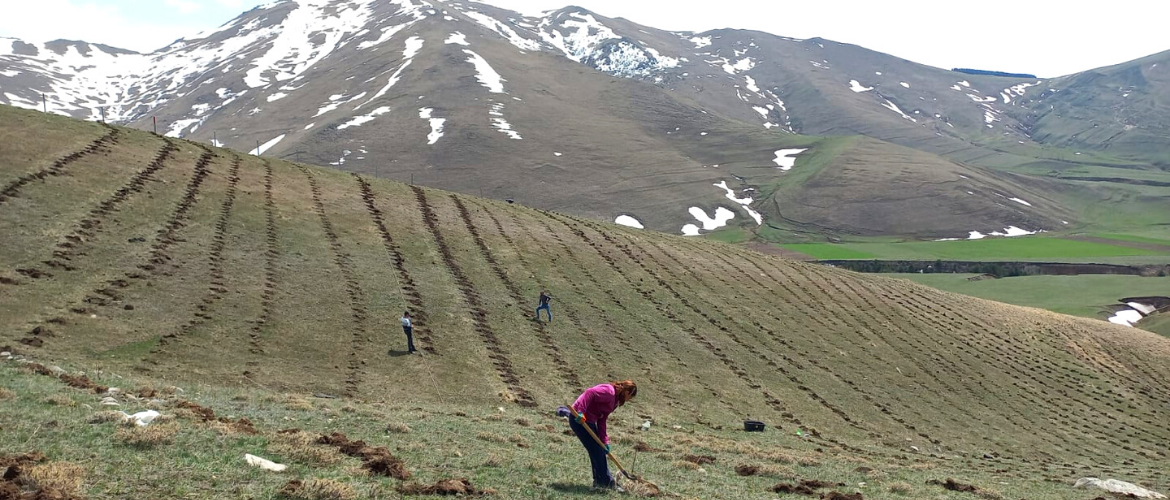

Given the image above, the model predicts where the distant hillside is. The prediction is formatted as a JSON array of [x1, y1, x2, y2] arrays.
[[953, 68, 1038, 78]]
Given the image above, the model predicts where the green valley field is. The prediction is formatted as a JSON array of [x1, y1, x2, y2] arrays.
[[3, 106, 1170, 499]]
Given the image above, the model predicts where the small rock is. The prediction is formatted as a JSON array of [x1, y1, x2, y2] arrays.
[[1074, 478, 1166, 499], [910, 446, 920, 453], [244, 453, 287, 472], [48, 365, 66, 375], [1, 352, 10, 358]]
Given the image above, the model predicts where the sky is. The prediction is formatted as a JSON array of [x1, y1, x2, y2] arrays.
[[1, 0, 1167, 77]]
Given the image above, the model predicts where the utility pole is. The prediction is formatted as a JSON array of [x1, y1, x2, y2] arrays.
[[212, 131, 216, 147], [99, 107, 106, 123], [152, 117, 157, 134], [41, 94, 46, 113], [255, 140, 261, 156]]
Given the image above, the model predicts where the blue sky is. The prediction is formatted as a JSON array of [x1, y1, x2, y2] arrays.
[[1, 0, 1167, 76]]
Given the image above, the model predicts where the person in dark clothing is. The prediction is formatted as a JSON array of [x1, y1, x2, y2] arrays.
[[557, 380, 638, 490], [535, 291, 552, 322], [400, 311, 416, 354]]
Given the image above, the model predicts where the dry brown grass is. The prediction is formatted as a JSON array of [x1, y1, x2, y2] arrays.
[[0, 387, 14, 400], [88, 410, 127, 424], [483, 453, 504, 467], [278, 478, 356, 500], [507, 434, 530, 448], [476, 432, 508, 444], [887, 481, 913, 495], [25, 462, 86, 495], [269, 430, 343, 465], [284, 396, 313, 411], [115, 421, 180, 447], [671, 460, 700, 470], [976, 488, 1005, 500], [42, 393, 75, 407], [385, 422, 411, 434]]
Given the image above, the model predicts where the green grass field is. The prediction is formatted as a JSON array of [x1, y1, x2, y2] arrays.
[[883, 274, 1170, 319], [1091, 233, 1170, 246], [781, 236, 1170, 261]]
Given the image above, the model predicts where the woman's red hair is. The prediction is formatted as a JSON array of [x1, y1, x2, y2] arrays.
[[611, 380, 638, 405]]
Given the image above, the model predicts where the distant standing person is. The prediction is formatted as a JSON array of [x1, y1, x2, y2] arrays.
[[400, 311, 416, 354], [535, 290, 552, 322]]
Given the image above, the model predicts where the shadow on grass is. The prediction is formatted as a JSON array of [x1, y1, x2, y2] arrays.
[[387, 350, 413, 357], [549, 482, 609, 495]]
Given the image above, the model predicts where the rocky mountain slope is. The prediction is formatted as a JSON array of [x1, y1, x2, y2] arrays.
[[0, 0, 1165, 239]]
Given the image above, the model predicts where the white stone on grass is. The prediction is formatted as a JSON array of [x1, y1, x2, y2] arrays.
[[1074, 478, 1165, 499], [245, 453, 288, 472]]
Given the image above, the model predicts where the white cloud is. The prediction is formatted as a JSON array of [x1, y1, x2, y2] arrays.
[[165, 0, 202, 14]]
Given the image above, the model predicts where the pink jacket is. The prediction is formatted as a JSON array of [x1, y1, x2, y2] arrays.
[[572, 384, 618, 444]]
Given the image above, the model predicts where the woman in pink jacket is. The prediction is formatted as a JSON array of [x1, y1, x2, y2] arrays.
[[558, 380, 638, 489]]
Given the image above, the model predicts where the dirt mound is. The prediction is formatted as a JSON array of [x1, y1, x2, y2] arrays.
[[1, 451, 84, 500], [821, 492, 862, 500], [398, 478, 490, 496], [926, 478, 978, 493], [316, 432, 410, 480], [21, 364, 107, 393], [771, 480, 846, 496], [633, 441, 658, 452], [682, 454, 715, 465]]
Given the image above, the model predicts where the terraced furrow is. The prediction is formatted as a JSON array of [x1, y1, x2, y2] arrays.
[[873, 284, 1169, 452], [138, 145, 214, 276], [250, 159, 280, 355], [523, 215, 689, 409], [652, 239, 949, 448], [355, 174, 434, 354], [410, 186, 536, 407], [803, 265, 1077, 455], [37, 139, 177, 275], [152, 153, 242, 350], [0, 124, 118, 206], [469, 200, 608, 374], [451, 196, 580, 389], [301, 166, 368, 398], [537, 212, 736, 414], [549, 215, 833, 431]]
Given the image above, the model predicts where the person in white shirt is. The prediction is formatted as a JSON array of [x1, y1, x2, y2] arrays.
[[400, 311, 416, 354]]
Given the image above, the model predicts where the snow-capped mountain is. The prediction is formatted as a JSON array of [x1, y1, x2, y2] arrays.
[[1, 0, 1164, 238]]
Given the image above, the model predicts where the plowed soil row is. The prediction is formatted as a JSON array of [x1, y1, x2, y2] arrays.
[[882, 284, 1170, 450], [0, 123, 118, 206], [300, 166, 368, 398], [354, 174, 434, 354], [523, 214, 686, 407], [38, 139, 177, 275], [155, 151, 239, 348], [473, 202, 609, 374], [451, 196, 579, 389], [859, 279, 1154, 457], [572, 218, 853, 432], [410, 186, 535, 407], [539, 213, 737, 413], [251, 159, 279, 355], [666, 240, 948, 449]]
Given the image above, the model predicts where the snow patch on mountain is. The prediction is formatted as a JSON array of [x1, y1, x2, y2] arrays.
[[339, 106, 391, 129], [773, 148, 807, 170], [849, 80, 873, 92], [419, 107, 446, 144], [464, 49, 506, 93], [688, 36, 712, 48], [881, 99, 916, 122], [744, 75, 760, 93], [244, 0, 380, 88], [255, 134, 285, 155], [714, 180, 761, 225], [445, 32, 470, 46], [465, 10, 541, 51], [490, 102, 521, 139], [361, 36, 424, 107], [615, 215, 644, 228], [539, 12, 678, 77], [688, 206, 735, 230]]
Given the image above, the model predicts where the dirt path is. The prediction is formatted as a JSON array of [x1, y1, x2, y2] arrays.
[[1062, 235, 1170, 254]]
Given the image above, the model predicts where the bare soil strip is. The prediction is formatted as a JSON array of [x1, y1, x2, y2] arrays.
[[355, 174, 434, 354], [0, 123, 118, 206], [410, 186, 535, 407], [300, 166, 369, 398], [250, 159, 280, 355], [451, 195, 580, 389]]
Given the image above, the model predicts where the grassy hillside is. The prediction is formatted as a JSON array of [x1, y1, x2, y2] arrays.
[[3, 106, 1170, 499]]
